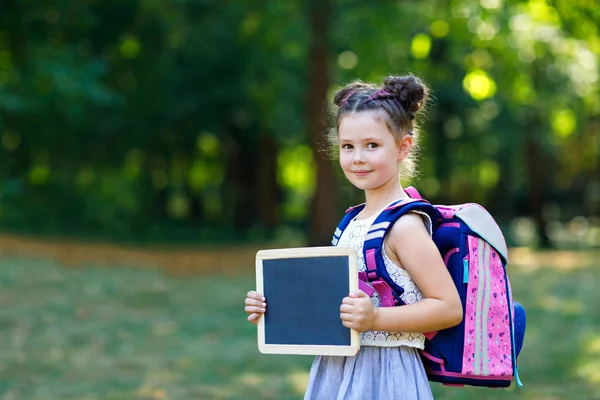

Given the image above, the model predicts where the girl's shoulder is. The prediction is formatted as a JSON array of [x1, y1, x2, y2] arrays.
[[388, 211, 433, 241]]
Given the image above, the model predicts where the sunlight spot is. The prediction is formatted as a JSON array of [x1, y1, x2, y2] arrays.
[[476, 18, 500, 40], [278, 145, 316, 220], [590, 226, 600, 247], [480, 101, 500, 120], [509, 248, 599, 270], [511, 218, 537, 247], [186, 384, 232, 397], [338, 51, 358, 69], [577, 361, 600, 384], [241, 12, 260, 37], [197, 132, 221, 156], [167, 192, 189, 219], [463, 69, 497, 100], [527, 0, 559, 23], [123, 149, 144, 181], [570, 47, 598, 84], [569, 216, 589, 238], [547, 221, 568, 243], [470, 49, 493, 69], [551, 109, 577, 138], [539, 295, 583, 316], [451, 2, 473, 18], [551, 37, 568, 55], [477, 159, 499, 189], [277, 145, 315, 196], [509, 14, 530, 32], [430, 20, 449, 38], [188, 160, 224, 192], [239, 373, 266, 386], [119, 36, 141, 59], [137, 386, 169, 399], [536, 25, 559, 43], [480, 0, 502, 9], [518, 46, 536, 63], [512, 75, 537, 104], [509, 247, 536, 266], [588, 337, 600, 354], [411, 34, 431, 59], [288, 370, 309, 394], [29, 165, 50, 185], [561, 300, 583, 315]]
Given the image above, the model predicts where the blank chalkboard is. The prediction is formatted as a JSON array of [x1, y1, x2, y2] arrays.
[[255, 246, 359, 356]]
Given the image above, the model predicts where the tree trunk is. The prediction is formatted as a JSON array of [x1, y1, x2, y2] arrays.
[[524, 138, 551, 248], [306, 0, 337, 246], [224, 125, 259, 232], [257, 133, 281, 230]]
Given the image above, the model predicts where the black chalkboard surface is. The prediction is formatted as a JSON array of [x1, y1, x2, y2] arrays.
[[255, 247, 359, 356]]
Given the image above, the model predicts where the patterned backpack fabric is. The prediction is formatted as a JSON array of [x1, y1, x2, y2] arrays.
[[332, 187, 526, 388]]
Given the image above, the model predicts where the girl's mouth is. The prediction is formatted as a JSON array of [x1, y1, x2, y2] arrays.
[[353, 170, 371, 177]]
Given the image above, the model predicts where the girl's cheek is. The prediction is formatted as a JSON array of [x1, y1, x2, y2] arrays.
[[339, 153, 350, 165]]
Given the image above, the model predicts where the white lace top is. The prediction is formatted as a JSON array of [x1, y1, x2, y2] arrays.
[[337, 203, 432, 349]]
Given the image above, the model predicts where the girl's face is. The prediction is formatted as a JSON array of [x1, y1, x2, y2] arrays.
[[338, 112, 411, 192]]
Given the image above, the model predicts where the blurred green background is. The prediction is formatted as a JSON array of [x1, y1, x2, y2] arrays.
[[0, 0, 598, 399]]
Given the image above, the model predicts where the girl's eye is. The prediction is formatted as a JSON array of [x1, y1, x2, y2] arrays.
[[341, 144, 353, 150], [367, 142, 379, 149]]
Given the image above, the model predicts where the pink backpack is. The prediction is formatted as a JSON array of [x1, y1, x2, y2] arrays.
[[332, 187, 526, 387]]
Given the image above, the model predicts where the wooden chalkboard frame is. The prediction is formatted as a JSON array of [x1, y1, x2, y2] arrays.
[[255, 246, 360, 356]]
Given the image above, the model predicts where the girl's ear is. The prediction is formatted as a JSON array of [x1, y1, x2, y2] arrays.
[[397, 134, 413, 162]]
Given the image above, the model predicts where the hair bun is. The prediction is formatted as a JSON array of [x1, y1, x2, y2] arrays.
[[383, 75, 428, 116]]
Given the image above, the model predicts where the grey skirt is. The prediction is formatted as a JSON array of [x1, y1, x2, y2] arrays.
[[304, 346, 434, 400]]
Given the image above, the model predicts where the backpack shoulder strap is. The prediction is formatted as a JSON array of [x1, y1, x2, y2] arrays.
[[364, 198, 438, 255], [362, 198, 439, 306], [332, 203, 365, 246]]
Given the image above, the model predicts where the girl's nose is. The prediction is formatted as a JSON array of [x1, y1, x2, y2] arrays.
[[353, 149, 365, 164]]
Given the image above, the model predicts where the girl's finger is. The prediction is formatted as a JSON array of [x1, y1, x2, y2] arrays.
[[341, 297, 355, 305], [247, 313, 261, 325], [339, 304, 353, 313], [350, 290, 369, 298], [245, 298, 267, 307], [247, 291, 266, 301], [341, 320, 355, 329], [340, 312, 354, 322], [245, 306, 266, 314]]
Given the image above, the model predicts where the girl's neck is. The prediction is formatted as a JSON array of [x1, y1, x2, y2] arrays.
[[360, 182, 409, 218]]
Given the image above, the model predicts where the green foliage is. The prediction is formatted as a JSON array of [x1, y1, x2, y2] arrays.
[[0, 0, 598, 244]]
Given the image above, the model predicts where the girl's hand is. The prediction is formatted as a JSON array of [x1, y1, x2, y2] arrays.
[[340, 290, 378, 332], [245, 290, 266, 326]]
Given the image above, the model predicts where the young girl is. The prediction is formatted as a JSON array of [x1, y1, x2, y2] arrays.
[[245, 74, 463, 400]]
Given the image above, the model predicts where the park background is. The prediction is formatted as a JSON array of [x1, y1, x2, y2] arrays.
[[0, 0, 599, 399]]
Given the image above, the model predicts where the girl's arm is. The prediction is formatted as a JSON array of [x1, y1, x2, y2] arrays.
[[340, 213, 463, 333]]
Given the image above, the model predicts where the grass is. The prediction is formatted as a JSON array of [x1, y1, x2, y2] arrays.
[[0, 249, 599, 399]]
